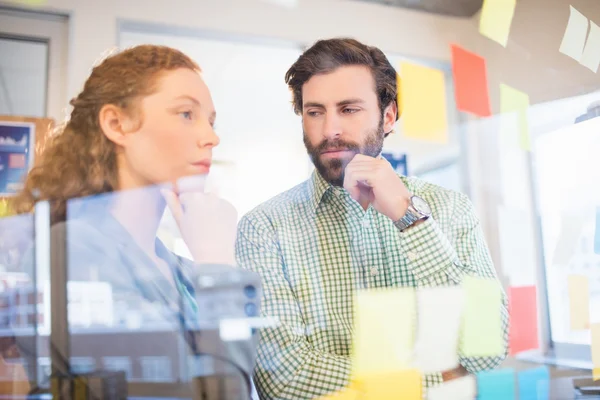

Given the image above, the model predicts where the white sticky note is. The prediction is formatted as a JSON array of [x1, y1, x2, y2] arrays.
[[559, 6, 590, 62], [497, 206, 537, 286], [219, 318, 252, 341], [427, 375, 477, 400], [552, 214, 586, 266], [568, 275, 590, 331], [581, 21, 600, 72], [413, 286, 464, 373]]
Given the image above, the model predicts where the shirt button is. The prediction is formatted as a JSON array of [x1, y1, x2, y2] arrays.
[[362, 219, 370, 228], [370, 267, 379, 276], [408, 251, 419, 262]]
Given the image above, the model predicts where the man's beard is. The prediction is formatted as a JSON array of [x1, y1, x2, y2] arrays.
[[304, 118, 385, 187]]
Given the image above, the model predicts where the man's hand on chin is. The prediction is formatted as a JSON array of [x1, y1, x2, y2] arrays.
[[343, 154, 411, 220]]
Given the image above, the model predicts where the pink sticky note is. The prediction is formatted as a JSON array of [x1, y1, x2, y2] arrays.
[[509, 286, 539, 355]]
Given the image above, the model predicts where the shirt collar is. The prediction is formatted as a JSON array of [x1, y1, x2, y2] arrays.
[[309, 170, 331, 212], [309, 170, 350, 212]]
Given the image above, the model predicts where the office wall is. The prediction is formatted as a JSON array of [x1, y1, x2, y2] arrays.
[[457, 0, 600, 287], [1, 0, 470, 102], [3, 0, 599, 284]]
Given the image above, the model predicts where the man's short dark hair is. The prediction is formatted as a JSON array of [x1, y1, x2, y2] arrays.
[[285, 38, 399, 121]]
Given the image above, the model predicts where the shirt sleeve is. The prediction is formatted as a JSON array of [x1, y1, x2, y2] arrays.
[[236, 213, 352, 400], [396, 192, 509, 374]]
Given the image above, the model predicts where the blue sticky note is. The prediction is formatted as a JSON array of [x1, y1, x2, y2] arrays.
[[518, 366, 550, 400], [477, 369, 516, 399], [595, 207, 600, 255]]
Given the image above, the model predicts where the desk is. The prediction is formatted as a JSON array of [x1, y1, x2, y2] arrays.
[[551, 376, 600, 399]]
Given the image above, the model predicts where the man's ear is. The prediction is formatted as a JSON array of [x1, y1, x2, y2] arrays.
[[383, 101, 398, 135], [98, 104, 137, 146]]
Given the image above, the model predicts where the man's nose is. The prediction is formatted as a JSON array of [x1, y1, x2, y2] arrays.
[[322, 113, 342, 140]]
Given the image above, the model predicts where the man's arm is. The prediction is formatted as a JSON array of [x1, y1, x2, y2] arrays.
[[236, 214, 351, 400], [397, 192, 509, 375]]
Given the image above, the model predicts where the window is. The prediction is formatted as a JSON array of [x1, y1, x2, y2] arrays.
[[0, 8, 68, 120], [0, 36, 47, 118], [103, 356, 132, 380], [120, 24, 307, 221], [140, 356, 172, 382], [70, 356, 96, 374], [383, 53, 465, 194], [187, 354, 214, 379], [531, 93, 600, 366]]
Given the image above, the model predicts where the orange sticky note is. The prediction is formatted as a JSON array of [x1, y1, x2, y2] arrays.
[[359, 370, 421, 400], [508, 286, 539, 355], [592, 324, 600, 377], [450, 44, 491, 117], [399, 62, 448, 144], [568, 275, 590, 330]]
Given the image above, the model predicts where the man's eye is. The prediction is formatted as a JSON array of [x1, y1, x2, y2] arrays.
[[342, 108, 358, 114], [307, 111, 321, 117]]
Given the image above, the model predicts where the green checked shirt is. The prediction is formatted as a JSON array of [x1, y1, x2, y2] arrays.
[[236, 171, 508, 400]]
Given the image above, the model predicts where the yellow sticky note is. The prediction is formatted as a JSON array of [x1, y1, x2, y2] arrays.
[[460, 276, 504, 357], [358, 370, 421, 400], [479, 0, 517, 47], [316, 383, 362, 400], [352, 288, 415, 376], [568, 275, 590, 330], [592, 324, 600, 375], [500, 83, 531, 151], [399, 62, 448, 144], [559, 5, 589, 62]]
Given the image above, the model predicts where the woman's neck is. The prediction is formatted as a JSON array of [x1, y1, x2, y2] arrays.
[[112, 171, 166, 257]]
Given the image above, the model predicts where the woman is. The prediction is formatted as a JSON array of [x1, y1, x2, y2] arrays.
[[8, 45, 253, 398], [13, 44, 236, 267]]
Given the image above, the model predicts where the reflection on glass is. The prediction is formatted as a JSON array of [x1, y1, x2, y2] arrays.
[[535, 113, 600, 347]]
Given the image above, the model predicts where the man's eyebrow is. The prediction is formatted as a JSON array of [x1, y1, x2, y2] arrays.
[[336, 98, 366, 107], [303, 101, 325, 109], [303, 99, 366, 109]]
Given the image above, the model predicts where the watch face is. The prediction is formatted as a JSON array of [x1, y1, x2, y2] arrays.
[[411, 196, 432, 216]]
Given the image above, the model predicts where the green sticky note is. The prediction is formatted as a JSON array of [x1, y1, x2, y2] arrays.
[[500, 83, 531, 151], [352, 288, 415, 377], [460, 276, 504, 357]]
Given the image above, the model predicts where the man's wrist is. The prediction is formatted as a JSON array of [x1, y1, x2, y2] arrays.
[[441, 365, 469, 382]]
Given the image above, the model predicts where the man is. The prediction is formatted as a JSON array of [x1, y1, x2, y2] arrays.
[[236, 38, 508, 399]]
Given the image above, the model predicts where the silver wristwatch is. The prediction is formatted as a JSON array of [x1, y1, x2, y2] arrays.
[[394, 195, 432, 231]]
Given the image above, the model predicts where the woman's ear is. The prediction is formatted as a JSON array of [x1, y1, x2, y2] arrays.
[[98, 104, 136, 146]]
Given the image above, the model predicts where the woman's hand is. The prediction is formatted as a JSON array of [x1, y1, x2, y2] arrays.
[[161, 177, 238, 266]]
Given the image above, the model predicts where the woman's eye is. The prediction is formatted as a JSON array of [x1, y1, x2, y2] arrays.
[[180, 111, 193, 120]]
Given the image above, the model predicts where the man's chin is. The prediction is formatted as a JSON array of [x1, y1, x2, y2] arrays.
[[316, 167, 344, 186]]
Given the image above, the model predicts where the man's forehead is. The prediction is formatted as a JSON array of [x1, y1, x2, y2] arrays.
[[302, 66, 378, 105]]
